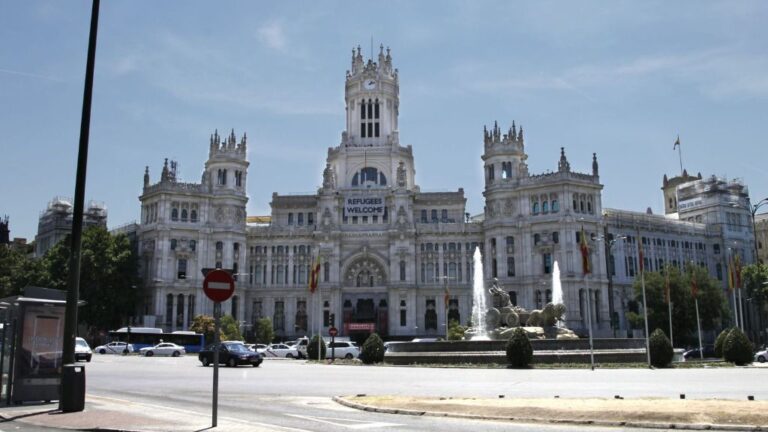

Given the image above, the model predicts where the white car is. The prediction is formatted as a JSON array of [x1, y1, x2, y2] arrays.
[[263, 343, 299, 358], [326, 341, 360, 359], [139, 342, 186, 357], [75, 337, 92, 362], [93, 341, 135, 355], [755, 349, 768, 363]]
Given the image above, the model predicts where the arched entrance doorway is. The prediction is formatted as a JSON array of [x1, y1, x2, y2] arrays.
[[341, 257, 388, 338]]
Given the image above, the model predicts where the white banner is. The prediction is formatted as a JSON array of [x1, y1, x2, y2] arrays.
[[344, 196, 385, 216]]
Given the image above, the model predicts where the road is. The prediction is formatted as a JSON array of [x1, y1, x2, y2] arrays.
[[84, 355, 766, 431]]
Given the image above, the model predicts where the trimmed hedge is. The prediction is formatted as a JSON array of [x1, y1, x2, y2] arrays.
[[723, 327, 753, 365], [505, 327, 533, 368], [306, 335, 327, 361], [649, 328, 673, 368], [360, 333, 385, 364], [714, 328, 732, 358]]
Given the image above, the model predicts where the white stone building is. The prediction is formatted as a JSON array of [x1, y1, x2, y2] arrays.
[[137, 46, 758, 341]]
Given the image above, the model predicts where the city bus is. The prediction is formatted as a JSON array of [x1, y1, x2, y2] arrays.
[[108, 327, 205, 353]]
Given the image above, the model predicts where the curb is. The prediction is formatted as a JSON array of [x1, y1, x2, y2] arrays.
[[332, 396, 767, 431]]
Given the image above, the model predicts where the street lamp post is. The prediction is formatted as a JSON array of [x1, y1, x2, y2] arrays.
[[749, 198, 768, 263]]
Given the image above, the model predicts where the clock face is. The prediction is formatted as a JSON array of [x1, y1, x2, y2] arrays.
[[363, 79, 376, 90]]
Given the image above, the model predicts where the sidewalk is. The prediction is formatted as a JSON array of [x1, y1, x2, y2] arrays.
[[0, 394, 273, 432]]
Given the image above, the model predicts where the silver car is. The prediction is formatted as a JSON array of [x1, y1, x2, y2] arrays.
[[139, 342, 186, 357], [93, 341, 134, 355]]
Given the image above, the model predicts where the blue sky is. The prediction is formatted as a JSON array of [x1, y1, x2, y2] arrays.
[[2, 1, 767, 241]]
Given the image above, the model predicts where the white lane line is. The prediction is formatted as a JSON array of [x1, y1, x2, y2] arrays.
[[88, 394, 313, 432], [287, 413, 402, 429]]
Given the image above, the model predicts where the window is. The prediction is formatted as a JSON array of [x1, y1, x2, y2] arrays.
[[421, 210, 427, 223], [506, 236, 514, 253], [177, 259, 187, 279], [431, 209, 438, 222], [532, 202, 539, 215], [399, 261, 406, 281], [714, 244, 720, 254], [216, 241, 223, 251], [171, 208, 179, 221], [543, 253, 552, 274], [509, 291, 517, 306], [507, 257, 515, 277], [235, 171, 242, 187], [297, 213, 304, 225], [181, 209, 188, 222], [170, 239, 177, 250], [492, 259, 498, 278], [190, 210, 198, 222], [324, 262, 330, 282], [552, 232, 559, 244], [534, 233, 541, 245], [542, 201, 549, 213], [308, 212, 313, 225], [551, 199, 559, 212], [190, 240, 196, 251], [288, 213, 294, 225], [441, 209, 448, 221]]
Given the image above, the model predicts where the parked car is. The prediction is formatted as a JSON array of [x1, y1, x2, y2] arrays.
[[250, 344, 268, 353], [755, 348, 768, 363], [198, 341, 263, 367], [93, 341, 134, 355], [326, 341, 360, 359], [682, 345, 717, 360], [75, 337, 92, 362], [295, 337, 310, 358], [139, 342, 186, 357], [263, 343, 299, 358]]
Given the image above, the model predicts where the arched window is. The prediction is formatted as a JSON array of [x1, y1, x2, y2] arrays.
[[374, 99, 380, 119], [587, 196, 594, 214], [190, 210, 198, 222], [551, 199, 559, 212], [181, 209, 188, 222], [171, 208, 179, 221], [431, 209, 438, 222], [532, 202, 539, 215], [542, 201, 549, 213]]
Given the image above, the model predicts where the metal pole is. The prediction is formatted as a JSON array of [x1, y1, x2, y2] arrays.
[[738, 288, 745, 331], [640, 268, 651, 368], [585, 277, 595, 371], [695, 298, 703, 360], [732, 289, 740, 330], [212, 302, 220, 427], [668, 301, 674, 348], [60, 0, 99, 413], [317, 287, 322, 361]]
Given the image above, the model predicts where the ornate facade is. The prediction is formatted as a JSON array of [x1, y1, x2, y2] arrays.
[[138, 46, 758, 340]]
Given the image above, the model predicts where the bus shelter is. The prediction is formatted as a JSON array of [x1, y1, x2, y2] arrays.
[[0, 287, 78, 405]]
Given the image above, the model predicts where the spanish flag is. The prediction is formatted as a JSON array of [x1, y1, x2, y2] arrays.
[[580, 226, 590, 274], [309, 255, 321, 294], [727, 257, 735, 292]]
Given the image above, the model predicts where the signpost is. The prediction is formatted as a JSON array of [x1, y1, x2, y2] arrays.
[[203, 269, 235, 428], [329, 326, 338, 360]]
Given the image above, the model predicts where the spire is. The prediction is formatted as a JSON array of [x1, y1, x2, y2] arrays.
[[161, 158, 169, 182], [558, 147, 570, 172], [240, 132, 247, 152], [518, 126, 523, 141], [143, 166, 150, 187], [511, 121, 517, 140], [592, 152, 599, 176]]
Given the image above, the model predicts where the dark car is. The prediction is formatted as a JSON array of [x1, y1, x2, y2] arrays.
[[198, 341, 263, 367], [683, 345, 717, 360]]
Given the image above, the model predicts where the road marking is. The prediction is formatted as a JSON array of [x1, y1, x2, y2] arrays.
[[88, 394, 313, 432], [287, 414, 402, 429]]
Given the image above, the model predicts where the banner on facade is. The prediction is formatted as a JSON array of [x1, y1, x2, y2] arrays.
[[344, 196, 385, 216], [345, 322, 376, 332]]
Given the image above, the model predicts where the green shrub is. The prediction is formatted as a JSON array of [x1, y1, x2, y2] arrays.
[[714, 328, 732, 358], [306, 335, 326, 361], [360, 333, 385, 364], [506, 327, 533, 368], [648, 328, 673, 368], [447, 320, 465, 341], [723, 328, 753, 365]]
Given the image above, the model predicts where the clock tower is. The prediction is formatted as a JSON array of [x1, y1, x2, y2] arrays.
[[344, 44, 399, 148], [325, 45, 415, 191]]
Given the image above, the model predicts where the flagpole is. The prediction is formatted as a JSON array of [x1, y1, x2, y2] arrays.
[[585, 276, 595, 371], [640, 267, 651, 368], [732, 288, 739, 330], [674, 135, 683, 176], [668, 301, 674, 348], [695, 298, 703, 360]]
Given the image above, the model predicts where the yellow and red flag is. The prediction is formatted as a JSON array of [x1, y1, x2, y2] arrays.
[[734, 254, 742, 289], [580, 226, 590, 274], [309, 255, 321, 294], [727, 257, 735, 292]]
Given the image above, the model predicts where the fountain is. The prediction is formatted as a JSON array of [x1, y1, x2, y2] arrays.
[[469, 247, 489, 340], [384, 248, 647, 365]]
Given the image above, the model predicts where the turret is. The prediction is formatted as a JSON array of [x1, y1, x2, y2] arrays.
[[481, 120, 528, 187], [592, 153, 599, 176]]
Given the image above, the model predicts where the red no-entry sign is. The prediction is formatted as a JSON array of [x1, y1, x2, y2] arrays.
[[329, 327, 338, 337], [203, 269, 235, 303]]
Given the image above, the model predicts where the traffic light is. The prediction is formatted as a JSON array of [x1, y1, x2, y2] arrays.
[[329, 313, 335, 327]]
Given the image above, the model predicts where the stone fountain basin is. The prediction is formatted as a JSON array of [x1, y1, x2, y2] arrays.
[[385, 338, 647, 365]]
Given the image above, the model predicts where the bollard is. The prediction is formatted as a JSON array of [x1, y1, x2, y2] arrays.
[[680, 394, 685, 399]]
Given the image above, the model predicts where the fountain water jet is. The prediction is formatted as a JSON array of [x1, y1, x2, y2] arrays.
[[552, 261, 565, 326], [470, 247, 489, 340]]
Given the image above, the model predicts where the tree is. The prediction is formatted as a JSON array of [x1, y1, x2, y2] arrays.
[[742, 263, 768, 340], [43, 226, 142, 331], [306, 335, 326, 360], [0, 245, 47, 297], [447, 319, 465, 341], [632, 265, 729, 346], [360, 333, 385, 364], [253, 317, 274, 344], [648, 329, 673, 368], [190, 315, 216, 345], [219, 314, 242, 341], [505, 327, 533, 368], [723, 327, 753, 365]]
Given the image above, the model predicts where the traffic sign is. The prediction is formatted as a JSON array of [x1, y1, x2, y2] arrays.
[[203, 269, 235, 303], [328, 327, 338, 337]]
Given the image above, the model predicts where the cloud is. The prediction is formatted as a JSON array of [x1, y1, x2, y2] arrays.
[[0, 68, 63, 82], [257, 21, 287, 51]]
